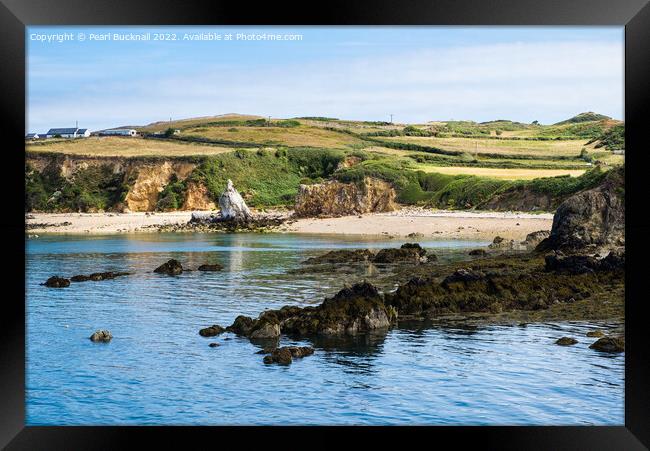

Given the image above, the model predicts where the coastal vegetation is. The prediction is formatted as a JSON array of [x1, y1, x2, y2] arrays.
[[25, 112, 624, 213]]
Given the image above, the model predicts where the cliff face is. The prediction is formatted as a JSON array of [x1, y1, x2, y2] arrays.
[[123, 161, 195, 212], [26, 153, 209, 212], [294, 177, 397, 217]]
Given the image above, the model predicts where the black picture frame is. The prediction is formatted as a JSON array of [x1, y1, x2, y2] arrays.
[[1, 0, 649, 448]]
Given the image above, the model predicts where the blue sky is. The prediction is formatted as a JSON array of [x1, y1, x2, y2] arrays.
[[26, 26, 623, 132]]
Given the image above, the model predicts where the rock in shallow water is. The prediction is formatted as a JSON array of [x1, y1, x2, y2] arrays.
[[555, 337, 578, 346], [197, 264, 224, 272], [43, 276, 70, 288], [216, 282, 396, 340], [263, 346, 315, 365], [589, 336, 624, 353], [71, 271, 131, 282], [199, 324, 225, 337], [154, 259, 183, 275], [89, 330, 112, 342]]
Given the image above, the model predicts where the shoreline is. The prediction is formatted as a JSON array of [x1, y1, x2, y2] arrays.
[[25, 208, 553, 241]]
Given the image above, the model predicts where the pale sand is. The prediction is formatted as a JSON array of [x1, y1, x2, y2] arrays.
[[26, 209, 553, 241]]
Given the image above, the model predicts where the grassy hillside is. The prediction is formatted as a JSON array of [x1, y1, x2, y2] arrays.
[[25, 113, 624, 213]]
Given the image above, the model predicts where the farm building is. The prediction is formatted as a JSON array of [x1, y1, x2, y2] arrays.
[[25, 133, 41, 140], [98, 129, 138, 137], [46, 128, 91, 138]]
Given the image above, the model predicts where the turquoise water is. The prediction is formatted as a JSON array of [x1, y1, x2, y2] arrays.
[[26, 233, 624, 425]]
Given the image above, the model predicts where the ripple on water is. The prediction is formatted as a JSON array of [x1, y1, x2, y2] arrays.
[[26, 233, 624, 425]]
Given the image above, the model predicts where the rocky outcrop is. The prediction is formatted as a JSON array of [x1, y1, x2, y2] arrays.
[[537, 166, 624, 252], [373, 243, 429, 264], [218, 179, 252, 221], [89, 330, 112, 342], [153, 259, 183, 275], [469, 249, 487, 256], [43, 276, 70, 288], [294, 177, 397, 217], [216, 282, 397, 340], [182, 181, 216, 211]]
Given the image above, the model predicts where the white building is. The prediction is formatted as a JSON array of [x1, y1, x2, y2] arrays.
[[99, 129, 138, 137], [25, 133, 41, 140], [46, 128, 91, 138]]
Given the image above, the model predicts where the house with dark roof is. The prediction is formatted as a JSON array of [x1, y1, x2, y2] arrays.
[[46, 128, 91, 138]]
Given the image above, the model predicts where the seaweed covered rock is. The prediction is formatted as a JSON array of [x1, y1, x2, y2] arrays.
[[199, 324, 225, 337], [89, 330, 112, 342], [262, 346, 314, 365], [43, 276, 70, 288], [469, 249, 487, 256], [226, 315, 256, 336], [544, 252, 600, 274], [70, 271, 131, 282], [216, 282, 396, 340], [373, 243, 429, 264], [154, 259, 183, 275], [589, 336, 624, 353], [385, 258, 611, 317], [544, 249, 625, 274], [197, 264, 223, 272], [537, 166, 624, 252], [304, 249, 376, 264]]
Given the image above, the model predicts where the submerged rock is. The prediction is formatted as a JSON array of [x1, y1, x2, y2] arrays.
[[89, 330, 112, 342], [555, 337, 578, 346], [218, 179, 252, 221], [70, 271, 130, 282], [304, 249, 375, 264], [153, 259, 183, 275], [199, 324, 225, 337], [589, 336, 624, 353], [197, 264, 224, 272], [208, 342, 220, 348], [43, 276, 70, 288]]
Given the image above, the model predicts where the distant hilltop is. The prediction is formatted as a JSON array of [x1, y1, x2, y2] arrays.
[[554, 112, 613, 125]]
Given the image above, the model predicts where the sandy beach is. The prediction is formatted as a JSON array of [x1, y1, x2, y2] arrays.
[[26, 208, 553, 241]]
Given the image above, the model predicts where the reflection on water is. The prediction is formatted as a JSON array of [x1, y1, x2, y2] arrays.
[[26, 233, 624, 425]]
